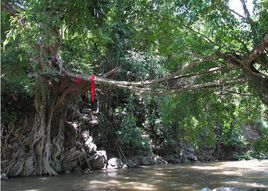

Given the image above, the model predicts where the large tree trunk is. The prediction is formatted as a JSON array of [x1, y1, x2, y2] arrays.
[[31, 77, 58, 175], [2, 77, 86, 176]]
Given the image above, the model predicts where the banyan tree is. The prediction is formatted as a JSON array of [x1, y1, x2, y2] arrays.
[[1, 0, 267, 176]]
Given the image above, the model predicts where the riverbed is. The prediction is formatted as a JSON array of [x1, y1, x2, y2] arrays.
[[1, 160, 268, 191]]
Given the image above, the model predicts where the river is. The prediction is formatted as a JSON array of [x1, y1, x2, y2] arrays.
[[1, 160, 268, 191]]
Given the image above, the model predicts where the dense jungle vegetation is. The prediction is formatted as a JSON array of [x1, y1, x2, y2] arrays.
[[1, 0, 268, 176]]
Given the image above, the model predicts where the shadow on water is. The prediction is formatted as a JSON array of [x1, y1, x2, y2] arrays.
[[1, 160, 268, 191]]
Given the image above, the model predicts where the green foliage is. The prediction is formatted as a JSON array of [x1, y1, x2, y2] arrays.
[[115, 98, 153, 156], [122, 51, 167, 81], [253, 120, 268, 157], [2, 0, 268, 159], [233, 152, 251, 161], [1, 9, 34, 125], [159, 87, 262, 151]]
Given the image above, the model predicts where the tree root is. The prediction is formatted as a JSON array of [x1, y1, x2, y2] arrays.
[[1, 101, 103, 176]]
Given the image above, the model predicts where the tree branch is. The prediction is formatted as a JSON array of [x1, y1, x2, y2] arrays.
[[217, 33, 268, 79], [126, 77, 247, 96], [1, 1, 17, 16], [224, 4, 254, 24], [2, 1, 25, 25], [243, 33, 268, 67], [101, 67, 121, 78], [240, 0, 251, 20], [58, 61, 233, 90]]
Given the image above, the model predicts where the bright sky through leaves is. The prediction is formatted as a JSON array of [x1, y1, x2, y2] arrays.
[[229, 0, 254, 17]]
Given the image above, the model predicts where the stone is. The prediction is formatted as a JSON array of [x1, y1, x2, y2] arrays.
[[107, 158, 123, 169], [186, 147, 195, 153], [141, 156, 155, 165], [0, 173, 8, 180], [81, 108, 91, 114], [84, 169, 93, 173], [154, 156, 168, 165], [132, 156, 155, 165], [212, 187, 238, 191], [124, 160, 138, 168], [89, 150, 107, 170], [180, 154, 190, 163], [201, 188, 212, 191], [187, 153, 198, 161], [163, 155, 181, 164]]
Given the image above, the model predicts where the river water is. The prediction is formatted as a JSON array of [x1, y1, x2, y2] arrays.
[[1, 160, 268, 191]]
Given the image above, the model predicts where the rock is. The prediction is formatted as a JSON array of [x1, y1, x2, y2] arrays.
[[202, 187, 238, 191], [186, 147, 195, 153], [89, 150, 107, 170], [141, 156, 155, 165], [107, 158, 123, 169], [62, 148, 86, 172], [153, 156, 168, 165], [132, 156, 155, 166], [123, 160, 138, 168], [163, 155, 181, 164], [0, 173, 8, 180], [180, 154, 190, 163], [187, 153, 198, 161], [81, 108, 91, 114], [80, 114, 91, 121], [212, 187, 238, 191], [196, 149, 215, 161], [201, 188, 212, 191], [84, 169, 93, 173]]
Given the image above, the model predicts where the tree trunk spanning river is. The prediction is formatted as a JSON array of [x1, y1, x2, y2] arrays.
[[2, 160, 268, 191]]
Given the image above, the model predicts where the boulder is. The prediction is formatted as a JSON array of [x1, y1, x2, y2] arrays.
[[187, 153, 198, 161], [132, 156, 155, 166], [201, 187, 238, 191], [154, 156, 168, 165], [201, 188, 212, 191], [0, 173, 8, 180], [163, 155, 181, 164], [179, 144, 198, 162], [107, 158, 123, 169], [89, 150, 107, 170], [123, 160, 138, 168], [180, 154, 190, 163], [141, 156, 155, 165], [81, 108, 91, 114], [212, 187, 238, 191]]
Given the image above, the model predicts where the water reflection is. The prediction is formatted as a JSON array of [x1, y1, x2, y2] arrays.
[[1, 160, 268, 191]]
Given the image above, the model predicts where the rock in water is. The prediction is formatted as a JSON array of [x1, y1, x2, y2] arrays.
[[212, 187, 238, 191], [124, 160, 138, 168], [107, 158, 123, 169], [0, 173, 8, 180], [89, 150, 107, 170], [154, 156, 168, 165], [201, 188, 212, 191], [141, 156, 155, 165], [163, 155, 181, 164], [187, 153, 198, 161]]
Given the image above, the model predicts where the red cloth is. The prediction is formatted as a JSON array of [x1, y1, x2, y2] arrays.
[[90, 75, 95, 103]]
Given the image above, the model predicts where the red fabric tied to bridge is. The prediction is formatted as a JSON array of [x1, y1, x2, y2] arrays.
[[90, 75, 95, 104]]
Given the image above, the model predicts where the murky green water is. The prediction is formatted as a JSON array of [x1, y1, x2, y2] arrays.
[[1, 160, 268, 191]]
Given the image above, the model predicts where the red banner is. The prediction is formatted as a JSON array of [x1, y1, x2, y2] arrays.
[[90, 75, 95, 103]]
